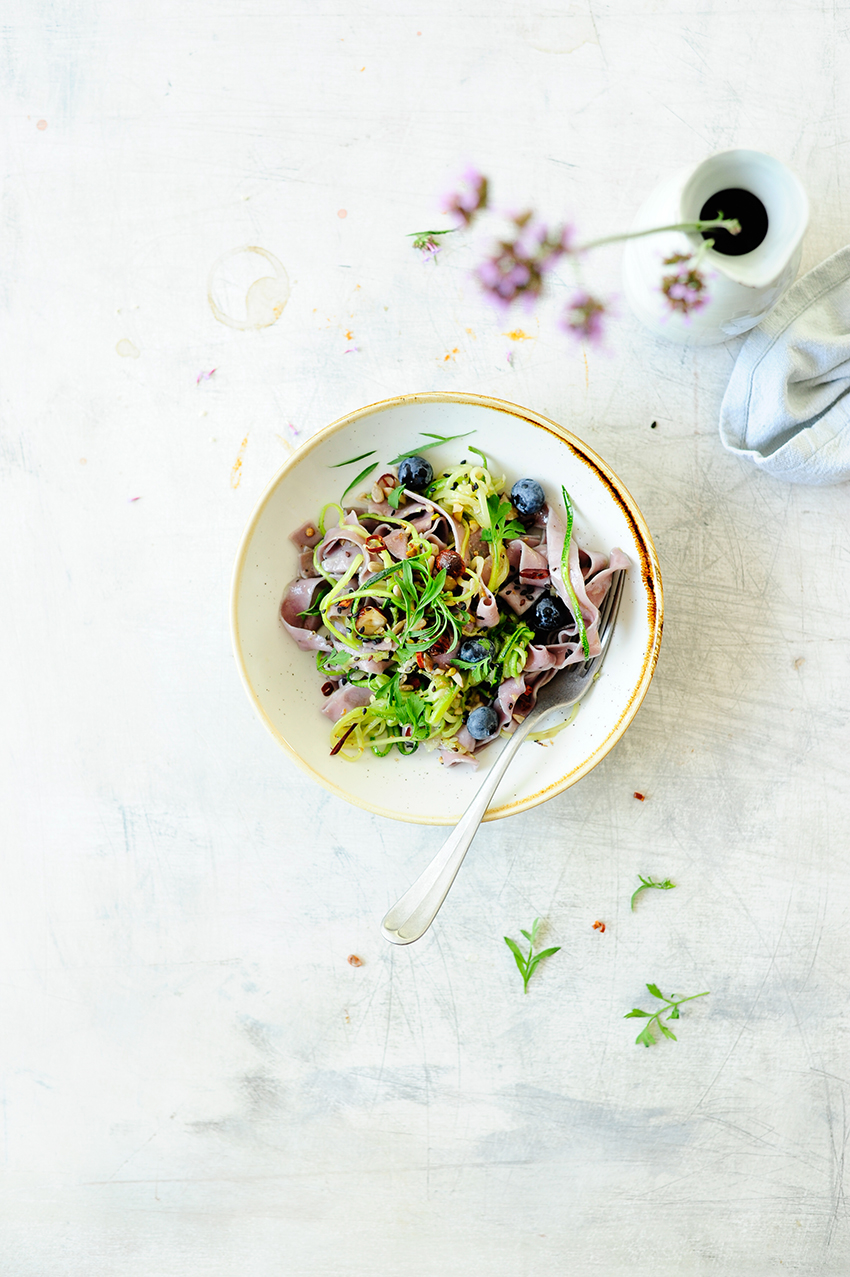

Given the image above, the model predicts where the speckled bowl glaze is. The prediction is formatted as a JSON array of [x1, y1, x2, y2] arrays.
[[231, 392, 663, 825]]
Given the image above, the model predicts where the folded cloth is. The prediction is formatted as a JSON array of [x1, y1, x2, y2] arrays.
[[719, 244, 850, 484]]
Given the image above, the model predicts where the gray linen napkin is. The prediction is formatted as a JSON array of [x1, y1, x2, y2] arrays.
[[719, 244, 850, 484]]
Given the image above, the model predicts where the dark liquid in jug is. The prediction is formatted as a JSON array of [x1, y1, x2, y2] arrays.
[[699, 188, 768, 256]]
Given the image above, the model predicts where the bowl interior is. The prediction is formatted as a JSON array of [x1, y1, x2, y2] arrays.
[[231, 393, 662, 824]]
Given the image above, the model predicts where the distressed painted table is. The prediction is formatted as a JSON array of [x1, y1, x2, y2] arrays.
[[4, 2, 850, 1273]]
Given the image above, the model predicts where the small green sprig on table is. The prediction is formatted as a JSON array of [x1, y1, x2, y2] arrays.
[[630, 875, 676, 911], [625, 984, 710, 1047], [504, 918, 561, 994]]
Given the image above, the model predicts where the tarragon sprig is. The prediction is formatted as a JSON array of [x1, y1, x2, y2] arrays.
[[630, 875, 676, 911], [625, 985, 709, 1047], [386, 431, 476, 467], [504, 918, 560, 994], [340, 462, 378, 502]]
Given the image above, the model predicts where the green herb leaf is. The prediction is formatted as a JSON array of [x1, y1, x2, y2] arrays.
[[624, 987, 709, 1047], [504, 918, 559, 993], [407, 228, 457, 250], [630, 876, 676, 911], [386, 431, 475, 466], [387, 484, 404, 510], [340, 462, 378, 502], [329, 450, 377, 469], [467, 444, 489, 469]]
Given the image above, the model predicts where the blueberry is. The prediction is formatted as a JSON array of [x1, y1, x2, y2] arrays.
[[397, 455, 434, 492], [530, 594, 570, 636], [510, 478, 545, 516], [466, 705, 499, 739], [458, 638, 491, 664]]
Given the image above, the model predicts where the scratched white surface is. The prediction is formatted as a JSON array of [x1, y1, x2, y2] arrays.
[[4, 2, 850, 1273]]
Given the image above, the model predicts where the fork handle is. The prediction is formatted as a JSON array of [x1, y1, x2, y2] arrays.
[[381, 710, 542, 945]]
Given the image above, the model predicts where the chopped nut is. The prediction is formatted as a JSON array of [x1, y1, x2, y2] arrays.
[[347, 954, 363, 967], [377, 473, 397, 489], [354, 605, 388, 636], [371, 482, 386, 503]]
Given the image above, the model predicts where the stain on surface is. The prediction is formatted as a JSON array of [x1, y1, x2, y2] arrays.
[[337, 209, 347, 219], [231, 434, 249, 487], [36, 118, 47, 130], [208, 246, 289, 331], [503, 329, 534, 341], [116, 338, 140, 358]]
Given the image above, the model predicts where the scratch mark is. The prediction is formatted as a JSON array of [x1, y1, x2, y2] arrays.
[[370, 949, 394, 1112], [106, 1131, 157, 1182]]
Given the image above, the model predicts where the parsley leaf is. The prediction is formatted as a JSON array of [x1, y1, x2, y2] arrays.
[[625, 985, 709, 1047], [480, 493, 525, 545]]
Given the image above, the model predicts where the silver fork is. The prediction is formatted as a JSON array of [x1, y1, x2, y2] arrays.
[[381, 570, 626, 945]]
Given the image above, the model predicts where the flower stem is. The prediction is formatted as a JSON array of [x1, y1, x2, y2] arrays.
[[577, 217, 740, 253]]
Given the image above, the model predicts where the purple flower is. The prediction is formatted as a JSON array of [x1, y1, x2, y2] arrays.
[[660, 252, 709, 316], [444, 167, 489, 226], [476, 215, 572, 308], [561, 291, 607, 343]]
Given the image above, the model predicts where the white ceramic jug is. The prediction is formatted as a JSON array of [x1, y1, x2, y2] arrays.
[[622, 149, 809, 346]]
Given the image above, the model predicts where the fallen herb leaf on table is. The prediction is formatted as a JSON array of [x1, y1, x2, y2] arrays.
[[625, 984, 709, 1047], [631, 875, 676, 911], [504, 917, 560, 993]]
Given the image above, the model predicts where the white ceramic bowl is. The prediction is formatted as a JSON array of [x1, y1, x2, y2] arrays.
[[231, 392, 662, 824]]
